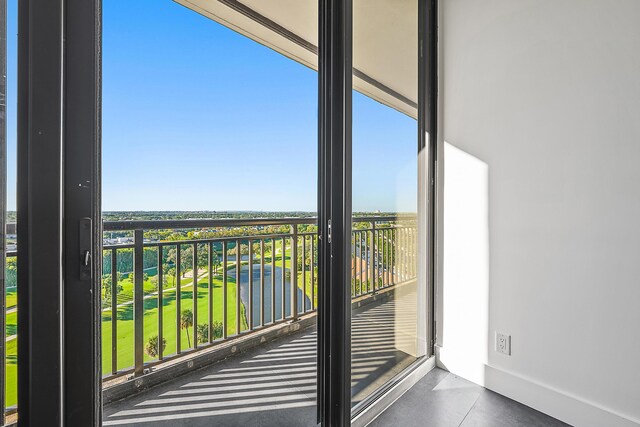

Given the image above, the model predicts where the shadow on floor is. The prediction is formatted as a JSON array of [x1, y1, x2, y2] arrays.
[[104, 297, 416, 426]]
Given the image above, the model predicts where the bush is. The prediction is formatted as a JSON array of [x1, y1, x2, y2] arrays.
[[196, 324, 208, 344], [212, 321, 223, 340], [196, 321, 224, 343]]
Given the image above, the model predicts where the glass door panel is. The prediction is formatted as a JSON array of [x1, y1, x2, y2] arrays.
[[101, 1, 319, 425], [351, 0, 426, 407]]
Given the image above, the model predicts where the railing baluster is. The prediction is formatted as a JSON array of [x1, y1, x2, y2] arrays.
[[384, 229, 391, 287], [354, 232, 358, 296], [402, 227, 406, 280], [302, 233, 307, 312], [359, 231, 363, 296], [376, 229, 381, 290], [379, 229, 383, 289], [391, 229, 395, 285], [408, 227, 412, 277], [236, 239, 241, 335], [311, 234, 315, 310], [192, 243, 198, 348], [281, 237, 286, 320], [376, 230, 379, 289], [370, 222, 375, 294], [382, 229, 386, 288], [176, 244, 182, 354], [351, 233, 355, 297], [291, 226, 298, 320], [406, 227, 410, 281], [399, 227, 404, 282], [408, 227, 412, 279], [133, 229, 144, 376], [407, 227, 410, 278], [222, 241, 228, 339], [391, 229, 394, 285], [378, 229, 383, 289], [157, 245, 163, 360], [386, 229, 391, 286], [248, 239, 253, 330], [407, 227, 412, 280], [271, 239, 276, 323], [208, 242, 213, 344], [384, 229, 388, 287], [364, 230, 368, 293], [111, 248, 118, 374], [412, 228, 416, 277], [260, 239, 265, 326], [352, 232, 355, 297], [359, 231, 362, 292], [362, 231, 366, 292]]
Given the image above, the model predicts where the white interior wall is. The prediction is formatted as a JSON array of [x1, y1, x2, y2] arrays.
[[437, 1, 640, 426]]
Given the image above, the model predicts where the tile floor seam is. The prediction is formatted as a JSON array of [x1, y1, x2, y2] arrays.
[[457, 389, 483, 427]]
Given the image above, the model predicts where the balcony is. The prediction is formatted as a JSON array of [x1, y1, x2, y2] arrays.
[[94, 215, 416, 422], [1, 215, 416, 424]]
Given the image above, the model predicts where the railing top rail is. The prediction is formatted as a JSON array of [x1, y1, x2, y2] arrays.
[[3, 215, 416, 236], [102, 217, 315, 231], [101, 214, 415, 232]]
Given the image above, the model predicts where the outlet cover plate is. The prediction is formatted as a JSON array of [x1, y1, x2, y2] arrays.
[[496, 332, 511, 355]]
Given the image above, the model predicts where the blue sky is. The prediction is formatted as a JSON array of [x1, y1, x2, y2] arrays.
[[6, 0, 417, 213]]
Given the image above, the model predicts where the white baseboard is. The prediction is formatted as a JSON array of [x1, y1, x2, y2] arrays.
[[484, 364, 640, 427]]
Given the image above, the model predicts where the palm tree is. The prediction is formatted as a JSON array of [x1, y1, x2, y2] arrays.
[[180, 309, 193, 347], [212, 252, 221, 275], [145, 335, 166, 358]]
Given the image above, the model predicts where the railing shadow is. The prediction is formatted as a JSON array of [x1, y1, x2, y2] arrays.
[[103, 296, 415, 426]]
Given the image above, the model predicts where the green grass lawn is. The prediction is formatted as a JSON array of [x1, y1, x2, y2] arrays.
[[5, 336, 16, 409], [101, 271, 248, 375], [6, 291, 16, 310], [103, 275, 167, 307]]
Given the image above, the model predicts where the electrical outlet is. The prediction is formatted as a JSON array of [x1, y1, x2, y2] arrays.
[[496, 332, 511, 355]]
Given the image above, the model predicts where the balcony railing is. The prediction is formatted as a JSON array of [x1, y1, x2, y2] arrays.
[[1, 215, 416, 419]]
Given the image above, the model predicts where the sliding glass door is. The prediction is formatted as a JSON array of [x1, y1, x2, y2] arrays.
[[350, 0, 429, 411], [11, 0, 435, 425]]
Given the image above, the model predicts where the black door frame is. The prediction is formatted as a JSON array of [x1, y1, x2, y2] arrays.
[[63, 0, 102, 425], [318, 0, 438, 425], [17, 0, 101, 426], [318, 0, 352, 425], [423, 0, 438, 357]]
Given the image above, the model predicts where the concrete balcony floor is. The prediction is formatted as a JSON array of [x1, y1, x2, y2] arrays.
[[104, 297, 417, 426]]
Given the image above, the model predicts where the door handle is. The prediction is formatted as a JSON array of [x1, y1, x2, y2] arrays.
[[79, 218, 92, 280], [82, 250, 91, 267]]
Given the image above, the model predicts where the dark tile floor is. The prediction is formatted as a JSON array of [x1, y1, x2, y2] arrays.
[[369, 368, 571, 427]]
